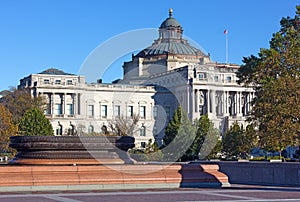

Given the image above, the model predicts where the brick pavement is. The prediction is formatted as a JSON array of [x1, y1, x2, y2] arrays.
[[0, 185, 300, 202]]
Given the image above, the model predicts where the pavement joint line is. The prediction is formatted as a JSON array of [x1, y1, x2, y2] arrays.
[[180, 200, 300, 202], [196, 191, 261, 201], [0, 189, 298, 197], [209, 188, 300, 193], [0, 189, 294, 198], [1, 190, 300, 202], [43, 195, 84, 202]]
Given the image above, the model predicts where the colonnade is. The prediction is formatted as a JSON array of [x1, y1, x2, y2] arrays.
[[40, 92, 80, 118], [194, 89, 255, 117]]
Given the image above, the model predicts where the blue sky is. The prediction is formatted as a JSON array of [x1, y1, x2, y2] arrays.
[[0, 0, 299, 90]]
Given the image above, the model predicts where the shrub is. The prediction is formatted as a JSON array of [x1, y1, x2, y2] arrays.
[[18, 108, 53, 136]]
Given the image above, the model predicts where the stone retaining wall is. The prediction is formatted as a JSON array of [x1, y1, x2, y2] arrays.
[[215, 161, 300, 187], [0, 164, 229, 192]]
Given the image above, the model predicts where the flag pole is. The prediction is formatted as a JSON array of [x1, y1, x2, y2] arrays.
[[224, 29, 228, 64]]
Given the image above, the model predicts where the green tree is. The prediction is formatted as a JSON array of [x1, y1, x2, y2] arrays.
[[18, 108, 54, 136], [188, 115, 221, 160], [207, 139, 222, 159], [242, 124, 258, 154], [163, 106, 183, 146], [197, 126, 220, 160], [222, 122, 244, 159], [236, 6, 300, 153], [162, 106, 196, 162], [222, 122, 257, 159], [0, 88, 46, 124], [0, 104, 18, 154]]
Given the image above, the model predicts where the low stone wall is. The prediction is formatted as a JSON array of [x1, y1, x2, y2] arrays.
[[215, 161, 300, 187], [0, 164, 229, 192]]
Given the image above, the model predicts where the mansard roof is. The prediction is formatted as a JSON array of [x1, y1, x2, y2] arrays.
[[38, 68, 75, 76]]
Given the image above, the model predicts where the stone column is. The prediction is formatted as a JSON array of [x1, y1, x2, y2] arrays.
[[51, 93, 55, 118], [237, 92, 240, 115], [247, 92, 251, 115], [62, 93, 66, 117], [240, 92, 243, 116], [195, 89, 199, 113], [218, 91, 224, 116], [211, 90, 216, 115], [187, 86, 191, 119], [73, 93, 77, 117], [150, 102, 153, 120], [241, 93, 244, 116], [249, 92, 254, 112], [237, 92, 242, 116], [77, 93, 81, 115], [222, 91, 226, 116], [207, 90, 210, 114], [234, 92, 238, 116], [191, 88, 195, 116], [224, 91, 229, 116]]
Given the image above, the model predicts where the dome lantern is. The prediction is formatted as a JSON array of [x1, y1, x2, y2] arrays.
[[159, 9, 183, 40]]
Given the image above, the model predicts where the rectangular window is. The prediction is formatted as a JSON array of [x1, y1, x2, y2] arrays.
[[214, 76, 219, 82], [139, 106, 146, 119], [141, 142, 146, 149], [67, 80, 73, 85], [114, 105, 120, 117], [198, 73, 206, 80], [153, 126, 157, 135], [54, 103, 62, 115], [165, 106, 171, 120], [153, 106, 158, 119], [55, 80, 61, 84], [140, 126, 146, 136], [101, 105, 107, 118], [226, 76, 232, 83], [88, 105, 94, 117], [44, 79, 50, 84], [66, 104, 73, 115], [127, 106, 133, 117]]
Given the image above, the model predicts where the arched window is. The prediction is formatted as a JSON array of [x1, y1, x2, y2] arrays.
[[88, 125, 94, 134], [140, 126, 146, 136]]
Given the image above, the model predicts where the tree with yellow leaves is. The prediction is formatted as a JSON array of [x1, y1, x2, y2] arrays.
[[0, 103, 18, 155]]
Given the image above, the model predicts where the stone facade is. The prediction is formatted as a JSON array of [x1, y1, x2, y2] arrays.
[[18, 71, 156, 149], [18, 9, 255, 148], [144, 64, 254, 141], [121, 9, 255, 142]]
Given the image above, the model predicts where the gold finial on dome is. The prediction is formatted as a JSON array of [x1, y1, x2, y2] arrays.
[[169, 8, 173, 17]]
